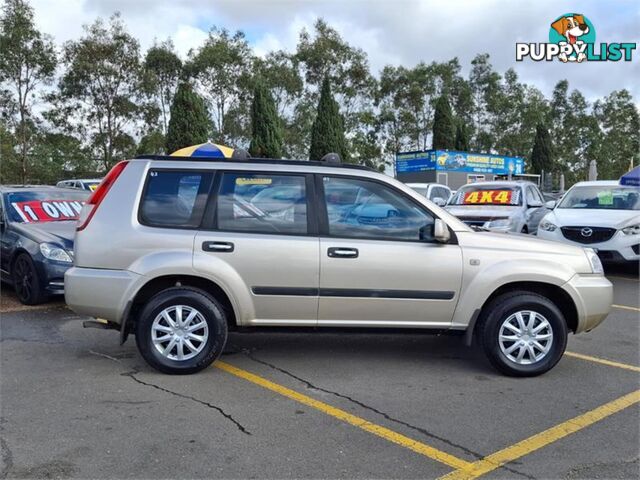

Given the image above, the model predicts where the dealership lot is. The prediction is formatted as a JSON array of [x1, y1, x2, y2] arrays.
[[1, 268, 638, 479]]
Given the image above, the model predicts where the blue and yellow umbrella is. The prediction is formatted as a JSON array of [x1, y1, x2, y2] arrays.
[[170, 142, 234, 158]]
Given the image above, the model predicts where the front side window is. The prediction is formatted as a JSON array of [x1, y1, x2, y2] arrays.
[[323, 176, 434, 241], [217, 173, 308, 235], [139, 170, 213, 228], [558, 186, 640, 210]]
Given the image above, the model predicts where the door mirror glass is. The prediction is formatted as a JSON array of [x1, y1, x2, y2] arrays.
[[433, 219, 450, 243], [545, 200, 556, 209], [432, 196, 446, 207]]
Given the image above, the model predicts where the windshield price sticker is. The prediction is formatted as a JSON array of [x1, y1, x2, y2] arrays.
[[11, 200, 84, 223], [463, 190, 513, 205], [236, 177, 272, 186]]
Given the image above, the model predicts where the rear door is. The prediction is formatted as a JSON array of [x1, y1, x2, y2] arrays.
[[317, 175, 463, 327], [194, 171, 319, 326]]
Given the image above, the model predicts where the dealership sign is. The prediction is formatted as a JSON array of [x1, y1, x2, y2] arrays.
[[395, 150, 524, 175]]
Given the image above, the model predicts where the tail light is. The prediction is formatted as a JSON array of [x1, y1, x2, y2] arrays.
[[77, 160, 129, 231]]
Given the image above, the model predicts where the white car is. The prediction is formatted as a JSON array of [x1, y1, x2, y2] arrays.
[[405, 183, 452, 206], [537, 181, 640, 264]]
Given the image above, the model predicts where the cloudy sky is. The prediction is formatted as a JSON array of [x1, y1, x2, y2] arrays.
[[31, 0, 639, 103]]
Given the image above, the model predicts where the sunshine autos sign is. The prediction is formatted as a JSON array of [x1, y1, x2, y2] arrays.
[[516, 13, 636, 63]]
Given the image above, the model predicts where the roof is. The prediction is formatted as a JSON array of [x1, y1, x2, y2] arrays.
[[135, 155, 376, 172], [61, 179, 102, 183], [0, 185, 59, 192], [457, 180, 536, 188], [571, 180, 627, 187]]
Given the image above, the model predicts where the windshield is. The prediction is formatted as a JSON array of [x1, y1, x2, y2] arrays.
[[449, 186, 522, 206], [5, 190, 89, 223], [558, 185, 640, 210]]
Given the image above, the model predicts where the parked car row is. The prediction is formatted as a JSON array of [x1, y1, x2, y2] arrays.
[[406, 180, 639, 265]]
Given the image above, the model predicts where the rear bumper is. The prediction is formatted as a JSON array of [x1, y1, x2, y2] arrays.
[[64, 267, 140, 324], [563, 274, 613, 333]]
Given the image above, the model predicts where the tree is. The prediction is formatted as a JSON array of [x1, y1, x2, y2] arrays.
[[432, 95, 455, 149], [249, 82, 284, 158], [309, 76, 348, 161], [165, 81, 210, 154], [52, 14, 143, 170], [454, 122, 469, 151], [188, 27, 253, 145], [594, 89, 640, 179], [143, 39, 182, 134], [469, 53, 501, 151], [530, 123, 554, 174], [0, 0, 56, 183]]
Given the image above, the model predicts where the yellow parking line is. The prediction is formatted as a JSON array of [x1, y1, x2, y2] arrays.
[[439, 389, 640, 480], [215, 361, 471, 470], [613, 304, 640, 313], [565, 351, 640, 373]]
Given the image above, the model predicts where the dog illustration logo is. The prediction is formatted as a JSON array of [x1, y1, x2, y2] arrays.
[[550, 14, 594, 62]]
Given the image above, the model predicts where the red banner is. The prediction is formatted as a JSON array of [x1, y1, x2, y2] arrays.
[[11, 200, 84, 223]]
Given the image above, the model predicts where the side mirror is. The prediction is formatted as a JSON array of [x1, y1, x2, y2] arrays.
[[545, 200, 556, 209], [433, 219, 451, 243], [432, 196, 446, 207], [528, 200, 543, 208]]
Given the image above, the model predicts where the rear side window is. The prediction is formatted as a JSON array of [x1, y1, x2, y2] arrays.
[[216, 172, 308, 235], [139, 170, 213, 228]]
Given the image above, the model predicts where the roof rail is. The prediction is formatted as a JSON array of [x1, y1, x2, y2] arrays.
[[133, 154, 375, 172]]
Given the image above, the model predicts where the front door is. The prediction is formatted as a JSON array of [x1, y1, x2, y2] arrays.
[[318, 175, 463, 327], [194, 171, 319, 326]]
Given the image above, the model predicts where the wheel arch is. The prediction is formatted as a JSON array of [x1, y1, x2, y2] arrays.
[[124, 274, 238, 342], [476, 281, 578, 336]]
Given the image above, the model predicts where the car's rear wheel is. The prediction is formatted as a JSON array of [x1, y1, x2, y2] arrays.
[[478, 291, 567, 377], [135, 287, 228, 374], [12, 253, 46, 305]]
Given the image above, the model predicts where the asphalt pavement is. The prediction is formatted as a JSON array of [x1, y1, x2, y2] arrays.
[[0, 266, 638, 479]]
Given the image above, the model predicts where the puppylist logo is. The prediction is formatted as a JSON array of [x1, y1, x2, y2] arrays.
[[516, 13, 636, 63]]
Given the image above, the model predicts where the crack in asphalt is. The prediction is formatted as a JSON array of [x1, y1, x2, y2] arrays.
[[242, 350, 535, 480], [121, 368, 251, 435]]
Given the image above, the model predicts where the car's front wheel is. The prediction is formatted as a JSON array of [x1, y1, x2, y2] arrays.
[[478, 291, 568, 377], [12, 253, 46, 305], [135, 287, 228, 374]]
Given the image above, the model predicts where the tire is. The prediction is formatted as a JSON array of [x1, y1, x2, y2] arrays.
[[135, 287, 228, 375], [478, 291, 568, 377], [12, 253, 46, 305]]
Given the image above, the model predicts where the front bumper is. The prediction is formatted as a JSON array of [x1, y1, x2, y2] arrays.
[[563, 274, 613, 333], [538, 228, 640, 263], [65, 267, 141, 324]]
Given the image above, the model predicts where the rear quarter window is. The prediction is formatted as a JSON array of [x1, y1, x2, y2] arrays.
[[139, 170, 213, 228]]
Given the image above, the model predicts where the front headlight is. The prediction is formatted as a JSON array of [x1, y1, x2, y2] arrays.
[[484, 218, 512, 229], [539, 220, 558, 232], [622, 224, 640, 235], [39, 243, 73, 263], [584, 248, 604, 274]]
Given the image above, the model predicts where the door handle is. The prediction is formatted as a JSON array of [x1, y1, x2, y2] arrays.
[[202, 241, 234, 253], [327, 247, 358, 258]]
